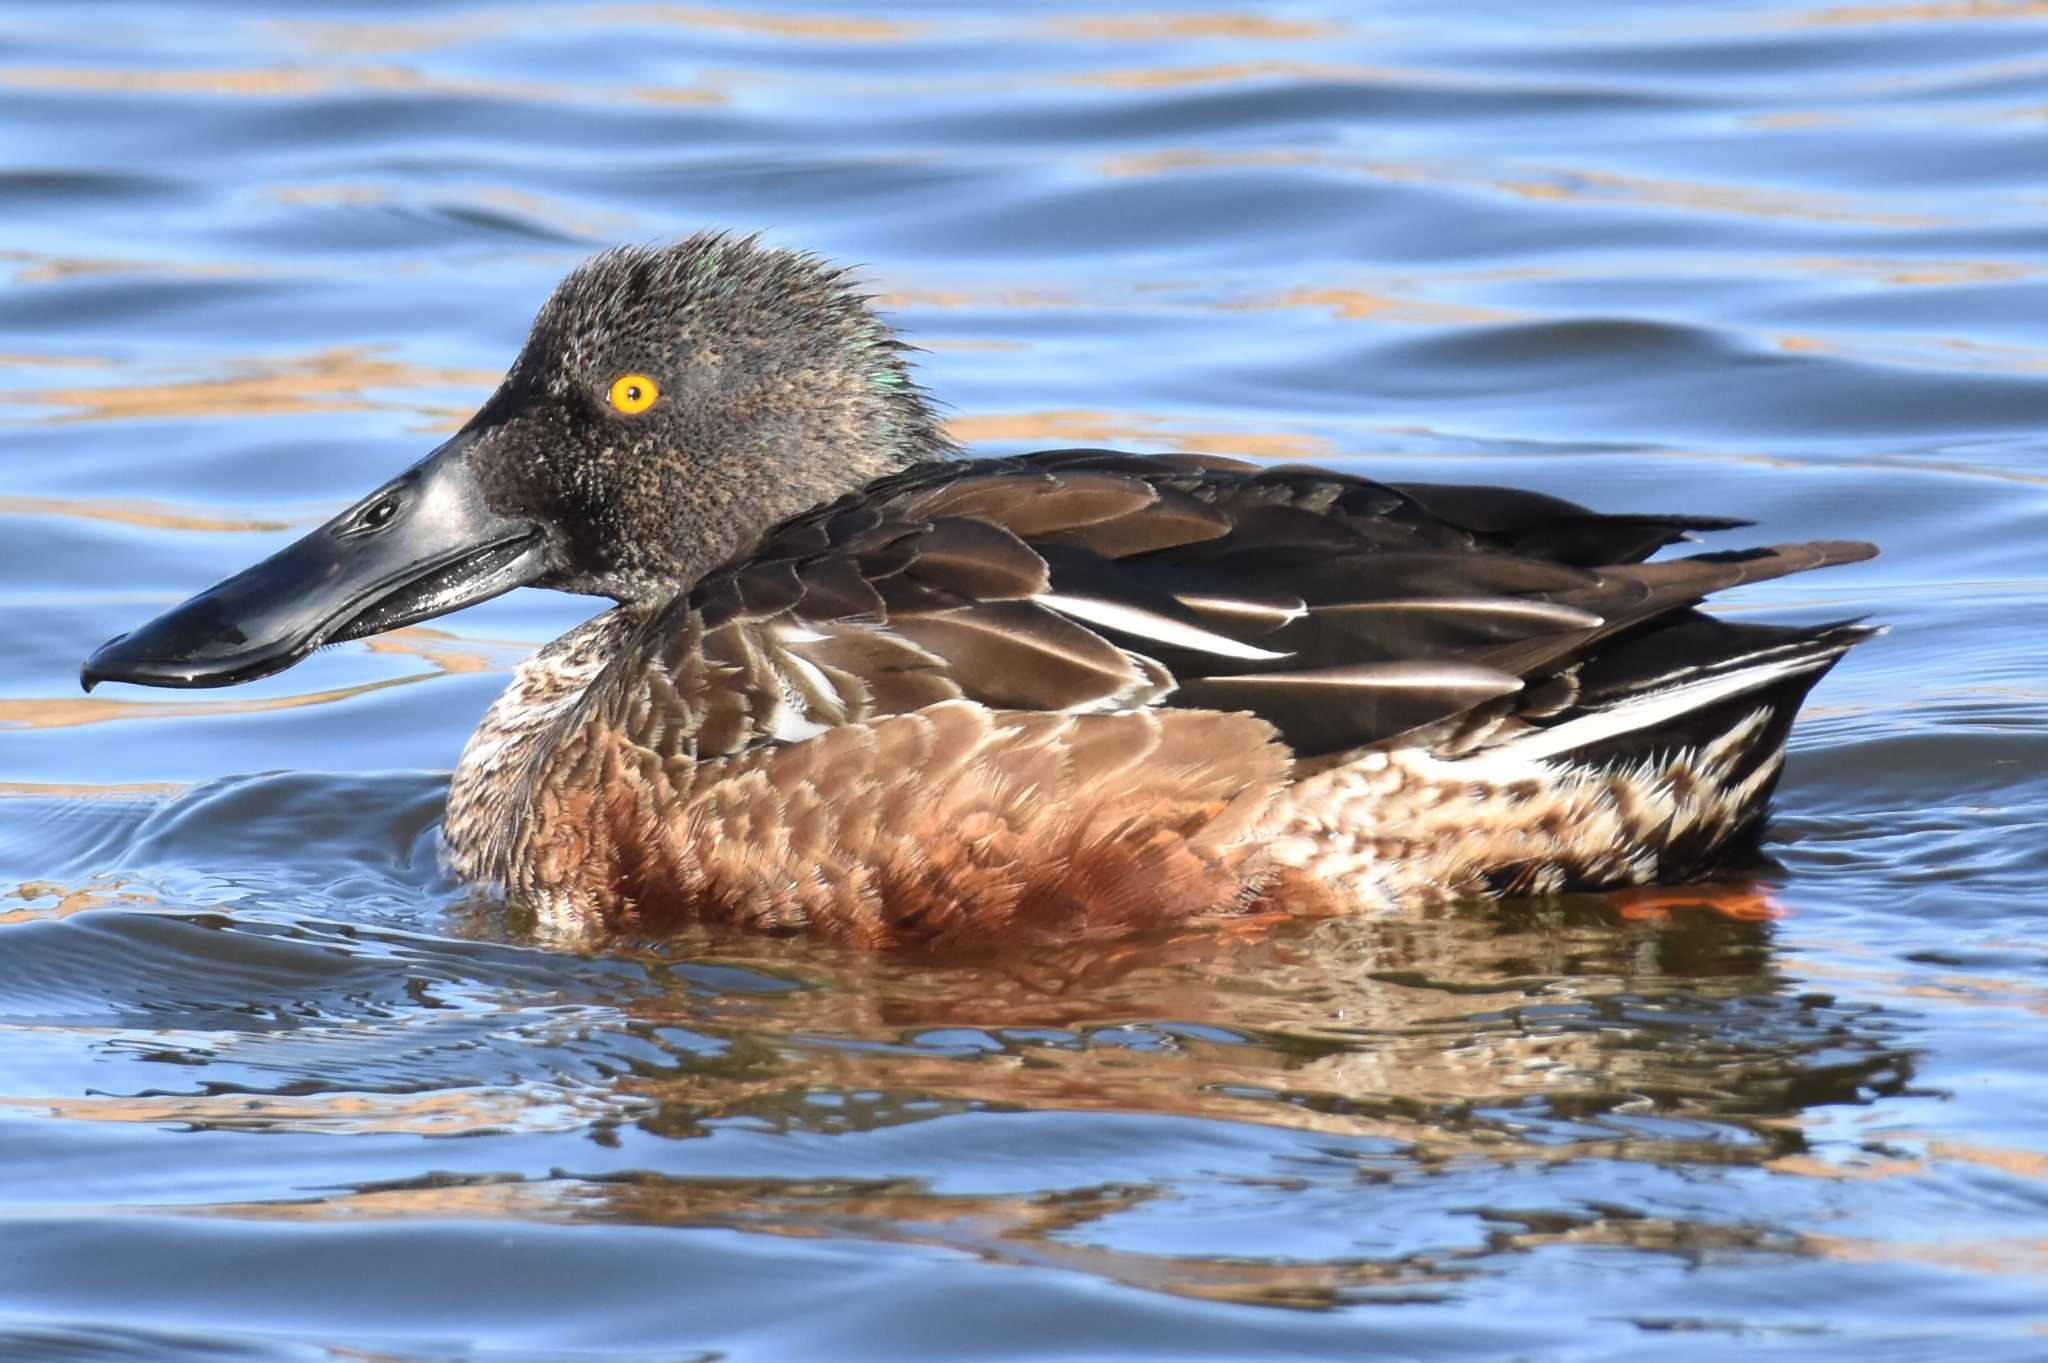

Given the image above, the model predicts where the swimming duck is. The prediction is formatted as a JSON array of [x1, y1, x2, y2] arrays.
[[83, 233, 1877, 948]]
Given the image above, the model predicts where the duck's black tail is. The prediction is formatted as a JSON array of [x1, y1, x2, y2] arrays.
[[1502, 614, 1878, 875]]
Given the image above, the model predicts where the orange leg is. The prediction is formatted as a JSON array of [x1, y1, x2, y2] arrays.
[[1609, 881, 1783, 924]]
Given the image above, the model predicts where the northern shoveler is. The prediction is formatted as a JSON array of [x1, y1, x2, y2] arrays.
[[83, 233, 1878, 948]]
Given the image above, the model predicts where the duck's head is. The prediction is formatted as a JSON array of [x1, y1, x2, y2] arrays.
[[82, 232, 954, 690]]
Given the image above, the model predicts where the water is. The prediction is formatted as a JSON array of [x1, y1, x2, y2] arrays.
[[3, 1, 2046, 1357]]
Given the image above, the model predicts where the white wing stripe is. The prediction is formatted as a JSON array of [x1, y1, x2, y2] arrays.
[[1314, 596, 1603, 628], [1036, 593, 1292, 661], [1489, 653, 1832, 764]]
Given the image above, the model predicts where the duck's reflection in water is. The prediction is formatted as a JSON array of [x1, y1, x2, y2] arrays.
[[439, 894, 1907, 1308], [4, 782, 1912, 1312], [593, 892, 1905, 1150]]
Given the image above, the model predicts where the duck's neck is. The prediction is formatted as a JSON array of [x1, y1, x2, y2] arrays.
[[443, 436, 954, 878], [443, 604, 649, 882]]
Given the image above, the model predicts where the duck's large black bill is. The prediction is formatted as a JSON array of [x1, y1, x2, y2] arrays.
[[82, 432, 548, 691]]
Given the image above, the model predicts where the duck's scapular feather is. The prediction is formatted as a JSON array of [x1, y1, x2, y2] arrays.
[[445, 447, 1877, 946]]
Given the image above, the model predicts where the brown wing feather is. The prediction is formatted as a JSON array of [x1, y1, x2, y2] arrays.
[[888, 602, 1145, 711], [1035, 485, 1232, 557], [1476, 540, 1881, 677], [895, 519, 1049, 600], [901, 470, 1155, 533], [597, 452, 1875, 765]]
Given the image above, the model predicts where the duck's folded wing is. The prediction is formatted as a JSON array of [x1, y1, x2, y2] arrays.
[[595, 452, 1875, 761]]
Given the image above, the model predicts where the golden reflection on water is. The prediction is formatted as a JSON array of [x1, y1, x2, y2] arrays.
[[2, 876, 161, 925], [0, 249, 260, 286], [1793, 952, 2048, 1017], [1097, 147, 1949, 228], [0, 350, 108, 369], [188, 1175, 1499, 1309], [1805, 1231, 2048, 1279], [0, 782, 184, 801], [270, 5, 921, 58], [1759, 0, 2048, 27], [1, 673, 428, 732], [161, 1166, 1851, 1309], [1738, 103, 2048, 132], [0, 495, 289, 533], [1236, 286, 1522, 327], [1056, 13, 1347, 42], [184, 1181, 575, 1223], [1365, 253, 2038, 291], [0, 63, 721, 108], [264, 6, 1348, 62], [1772, 256, 2037, 287], [874, 286, 1074, 311], [1770, 1138, 2048, 1191], [591, 3, 917, 41], [1067, 61, 1424, 91], [357, 624, 539, 677], [70, 1160, 2048, 1303], [3, 626, 532, 733], [2, 346, 497, 425], [1778, 329, 2048, 377], [6, 1086, 590, 1138]]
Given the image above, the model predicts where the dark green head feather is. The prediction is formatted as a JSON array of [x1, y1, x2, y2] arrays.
[[469, 231, 957, 601]]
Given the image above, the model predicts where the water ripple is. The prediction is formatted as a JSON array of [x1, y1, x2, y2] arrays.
[[2, 1, 2046, 1359]]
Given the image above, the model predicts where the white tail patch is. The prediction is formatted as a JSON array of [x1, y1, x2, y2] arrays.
[[1488, 652, 1833, 764], [1037, 593, 1291, 661]]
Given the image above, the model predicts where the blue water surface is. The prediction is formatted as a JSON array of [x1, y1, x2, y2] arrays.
[[3, 2, 2047, 1359]]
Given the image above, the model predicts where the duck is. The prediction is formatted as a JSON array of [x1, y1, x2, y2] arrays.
[[82, 232, 1879, 949]]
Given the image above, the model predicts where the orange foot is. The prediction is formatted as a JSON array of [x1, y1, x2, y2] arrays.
[[1202, 907, 1322, 945], [1609, 881, 1783, 924]]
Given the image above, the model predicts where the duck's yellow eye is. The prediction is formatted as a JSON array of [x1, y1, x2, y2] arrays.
[[607, 373, 659, 414]]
